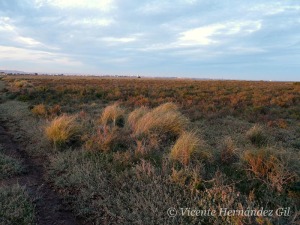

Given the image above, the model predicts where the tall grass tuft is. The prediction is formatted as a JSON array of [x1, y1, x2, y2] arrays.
[[170, 131, 200, 165], [133, 102, 188, 137], [246, 124, 268, 147], [45, 114, 79, 147], [100, 103, 125, 127], [127, 106, 149, 129]]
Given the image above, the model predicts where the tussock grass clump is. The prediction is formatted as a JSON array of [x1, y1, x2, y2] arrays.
[[133, 102, 188, 137], [100, 103, 125, 127], [31, 104, 47, 117], [127, 106, 149, 129], [246, 124, 268, 147], [45, 114, 79, 147], [170, 131, 200, 165]]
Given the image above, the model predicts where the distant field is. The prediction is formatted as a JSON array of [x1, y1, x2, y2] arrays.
[[0, 75, 299, 224]]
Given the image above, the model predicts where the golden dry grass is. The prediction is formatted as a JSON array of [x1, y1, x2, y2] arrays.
[[31, 104, 47, 117], [133, 102, 188, 137], [45, 114, 79, 146], [100, 103, 125, 127], [170, 131, 200, 165], [127, 106, 149, 129]]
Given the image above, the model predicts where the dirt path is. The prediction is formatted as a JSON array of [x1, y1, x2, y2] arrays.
[[0, 118, 81, 225]]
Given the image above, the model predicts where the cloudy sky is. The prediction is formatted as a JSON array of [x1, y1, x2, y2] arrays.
[[0, 0, 300, 80]]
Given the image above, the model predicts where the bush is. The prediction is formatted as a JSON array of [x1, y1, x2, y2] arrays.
[[170, 131, 200, 165], [0, 153, 24, 179], [0, 184, 35, 225], [45, 114, 79, 147], [100, 103, 125, 127], [242, 148, 296, 192]]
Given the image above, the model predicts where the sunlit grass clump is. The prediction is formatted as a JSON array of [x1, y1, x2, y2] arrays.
[[100, 103, 125, 127], [45, 114, 79, 147], [170, 131, 200, 165], [127, 106, 149, 129], [133, 102, 188, 137]]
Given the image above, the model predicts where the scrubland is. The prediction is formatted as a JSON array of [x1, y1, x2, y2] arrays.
[[0, 75, 299, 224]]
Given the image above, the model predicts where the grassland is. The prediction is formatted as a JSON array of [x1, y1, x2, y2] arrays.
[[0, 75, 299, 224]]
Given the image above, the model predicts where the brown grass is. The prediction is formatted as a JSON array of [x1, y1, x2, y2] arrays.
[[45, 114, 79, 147], [170, 131, 200, 165]]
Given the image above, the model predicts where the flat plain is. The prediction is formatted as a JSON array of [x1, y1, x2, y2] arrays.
[[0, 75, 299, 225]]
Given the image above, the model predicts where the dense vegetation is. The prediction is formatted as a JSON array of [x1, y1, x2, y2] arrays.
[[1, 75, 299, 224]]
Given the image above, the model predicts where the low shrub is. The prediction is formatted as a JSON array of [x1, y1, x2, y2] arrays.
[[0, 184, 35, 225], [0, 153, 24, 179], [242, 148, 297, 192]]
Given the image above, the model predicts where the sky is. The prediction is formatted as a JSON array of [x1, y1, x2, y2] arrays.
[[0, 0, 300, 81]]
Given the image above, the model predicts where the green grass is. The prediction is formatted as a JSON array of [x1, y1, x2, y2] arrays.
[[0, 184, 35, 225], [0, 152, 24, 179]]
